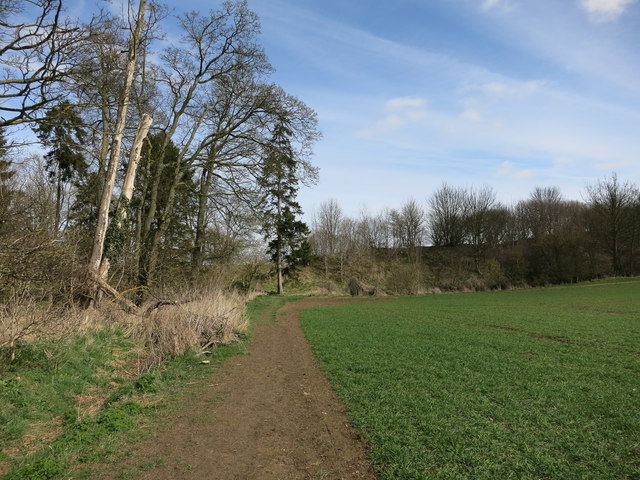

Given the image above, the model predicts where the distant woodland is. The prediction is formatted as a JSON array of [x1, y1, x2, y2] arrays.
[[308, 179, 640, 295]]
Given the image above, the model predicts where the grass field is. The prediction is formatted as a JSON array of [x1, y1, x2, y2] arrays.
[[300, 279, 640, 479]]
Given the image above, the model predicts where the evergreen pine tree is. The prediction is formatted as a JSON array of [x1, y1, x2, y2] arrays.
[[34, 101, 88, 230], [259, 122, 311, 294]]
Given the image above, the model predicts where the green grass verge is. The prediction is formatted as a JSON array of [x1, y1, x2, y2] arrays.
[[0, 295, 278, 480], [300, 279, 640, 479]]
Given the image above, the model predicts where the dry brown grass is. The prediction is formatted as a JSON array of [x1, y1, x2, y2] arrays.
[[0, 291, 92, 361], [1, 285, 254, 370], [129, 288, 251, 367]]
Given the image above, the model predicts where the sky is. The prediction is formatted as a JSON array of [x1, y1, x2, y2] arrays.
[[80, 0, 640, 217]]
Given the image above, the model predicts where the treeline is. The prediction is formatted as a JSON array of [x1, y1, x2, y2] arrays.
[[310, 177, 640, 293], [0, 0, 318, 307]]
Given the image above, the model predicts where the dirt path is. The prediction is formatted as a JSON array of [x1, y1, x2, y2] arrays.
[[104, 297, 378, 480]]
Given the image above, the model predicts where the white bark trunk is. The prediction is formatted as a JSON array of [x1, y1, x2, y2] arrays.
[[96, 113, 152, 297], [89, 0, 147, 276], [120, 113, 153, 213]]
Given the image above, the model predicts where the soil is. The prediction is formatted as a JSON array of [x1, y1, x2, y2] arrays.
[[100, 296, 378, 480]]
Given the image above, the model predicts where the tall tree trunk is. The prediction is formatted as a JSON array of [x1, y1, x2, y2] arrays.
[[276, 195, 283, 295], [139, 80, 202, 252], [133, 141, 152, 286], [119, 114, 153, 212], [88, 0, 147, 299], [142, 156, 187, 287], [97, 101, 110, 205], [97, 114, 153, 284], [192, 167, 211, 279], [55, 171, 62, 232], [140, 111, 207, 290]]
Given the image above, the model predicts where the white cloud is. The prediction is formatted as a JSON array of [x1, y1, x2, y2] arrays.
[[386, 97, 426, 109], [356, 97, 428, 139], [460, 109, 483, 122], [471, 80, 544, 98], [482, 0, 516, 10], [482, 0, 501, 9], [595, 160, 633, 169], [495, 161, 536, 178], [477, 0, 640, 94], [250, 0, 640, 209], [514, 170, 536, 179], [495, 161, 514, 176], [553, 156, 576, 167], [579, 0, 637, 22]]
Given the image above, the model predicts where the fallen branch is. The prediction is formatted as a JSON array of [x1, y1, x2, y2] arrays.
[[89, 271, 140, 314], [142, 300, 178, 316]]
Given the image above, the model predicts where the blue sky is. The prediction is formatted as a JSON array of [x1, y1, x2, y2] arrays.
[[242, 0, 640, 217], [91, 0, 640, 216]]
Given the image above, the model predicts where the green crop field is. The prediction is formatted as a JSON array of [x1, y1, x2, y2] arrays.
[[300, 280, 640, 479]]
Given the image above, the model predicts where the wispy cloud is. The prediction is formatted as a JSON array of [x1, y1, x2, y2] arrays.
[[386, 97, 426, 110], [463, 80, 544, 99], [243, 0, 640, 212], [595, 160, 634, 169], [482, 0, 515, 11], [553, 157, 576, 167], [460, 109, 483, 122], [356, 97, 428, 139], [495, 161, 536, 179], [579, 0, 638, 22], [482, 0, 501, 9]]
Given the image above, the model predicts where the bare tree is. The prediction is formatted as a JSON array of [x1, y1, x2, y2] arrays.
[[0, 0, 81, 127], [464, 186, 498, 274], [136, 1, 273, 288], [585, 173, 639, 275], [190, 75, 278, 276], [312, 198, 343, 274], [428, 183, 467, 247], [71, 9, 133, 207], [370, 209, 392, 249], [400, 199, 425, 261], [519, 186, 564, 241], [335, 216, 358, 281]]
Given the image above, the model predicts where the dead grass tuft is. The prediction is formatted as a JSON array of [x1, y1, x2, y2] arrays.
[[129, 288, 250, 368], [73, 393, 107, 421], [0, 291, 92, 362]]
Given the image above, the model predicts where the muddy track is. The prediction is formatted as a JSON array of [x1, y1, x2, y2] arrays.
[[102, 296, 378, 480]]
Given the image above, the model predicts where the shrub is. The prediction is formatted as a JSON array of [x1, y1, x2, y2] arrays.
[[0, 291, 86, 362], [347, 278, 377, 297], [384, 264, 424, 295]]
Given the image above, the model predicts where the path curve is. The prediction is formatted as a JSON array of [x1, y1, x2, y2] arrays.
[[106, 296, 378, 480]]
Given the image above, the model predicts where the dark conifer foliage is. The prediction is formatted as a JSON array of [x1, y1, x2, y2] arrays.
[[34, 101, 88, 230], [259, 122, 312, 294]]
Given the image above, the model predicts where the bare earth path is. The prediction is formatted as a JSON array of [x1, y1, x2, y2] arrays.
[[104, 297, 378, 480]]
